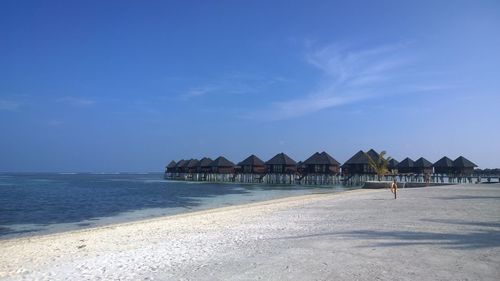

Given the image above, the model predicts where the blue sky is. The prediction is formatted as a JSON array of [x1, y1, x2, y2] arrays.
[[1, 0, 499, 172]]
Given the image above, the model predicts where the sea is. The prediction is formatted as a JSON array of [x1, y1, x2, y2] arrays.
[[0, 173, 357, 239]]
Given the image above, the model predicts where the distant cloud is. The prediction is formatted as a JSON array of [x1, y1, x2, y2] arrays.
[[57, 96, 96, 107], [179, 86, 218, 100], [245, 42, 446, 121], [177, 73, 291, 101], [0, 99, 20, 111]]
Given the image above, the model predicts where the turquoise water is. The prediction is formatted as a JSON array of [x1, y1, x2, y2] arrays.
[[0, 173, 357, 239]]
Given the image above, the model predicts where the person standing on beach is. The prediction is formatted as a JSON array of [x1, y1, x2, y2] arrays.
[[391, 179, 398, 199], [424, 173, 431, 185]]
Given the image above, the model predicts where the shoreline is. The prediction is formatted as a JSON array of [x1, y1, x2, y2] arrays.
[[2, 183, 498, 280], [0, 174, 360, 242], [0, 188, 373, 243]]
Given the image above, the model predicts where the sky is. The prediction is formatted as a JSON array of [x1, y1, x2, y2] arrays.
[[1, 0, 500, 172]]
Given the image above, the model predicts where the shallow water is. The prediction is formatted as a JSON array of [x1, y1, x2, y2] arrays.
[[0, 173, 357, 239]]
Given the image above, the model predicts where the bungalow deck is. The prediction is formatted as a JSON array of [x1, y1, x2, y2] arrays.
[[164, 172, 499, 186]]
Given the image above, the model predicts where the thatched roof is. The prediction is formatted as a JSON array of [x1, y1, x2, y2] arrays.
[[397, 157, 414, 168], [238, 155, 265, 166], [343, 150, 370, 165], [179, 159, 190, 168], [211, 156, 235, 167], [167, 160, 177, 168], [453, 156, 477, 168], [303, 151, 340, 166], [198, 157, 213, 167], [414, 157, 433, 168], [175, 159, 187, 168], [266, 153, 297, 165], [434, 156, 454, 168], [388, 159, 399, 168], [366, 149, 380, 161], [186, 159, 199, 168]]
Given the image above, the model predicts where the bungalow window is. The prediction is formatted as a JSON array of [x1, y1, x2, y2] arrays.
[[314, 165, 323, 173], [273, 165, 283, 173]]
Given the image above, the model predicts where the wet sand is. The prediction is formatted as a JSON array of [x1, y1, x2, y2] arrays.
[[1, 184, 499, 280]]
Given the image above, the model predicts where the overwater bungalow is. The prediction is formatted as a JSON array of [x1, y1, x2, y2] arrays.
[[211, 156, 236, 174], [237, 155, 266, 174], [388, 159, 399, 174], [265, 153, 297, 174], [197, 157, 213, 173], [433, 156, 454, 174], [303, 151, 340, 174], [453, 156, 477, 175], [164, 150, 482, 185], [414, 157, 433, 174], [174, 159, 187, 173], [179, 159, 190, 173], [186, 159, 199, 174], [341, 149, 379, 175], [166, 160, 176, 173], [397, 157, 415, 174]]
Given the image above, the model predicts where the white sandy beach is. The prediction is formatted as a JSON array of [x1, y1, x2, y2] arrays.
[[1, 184, 499, 281]]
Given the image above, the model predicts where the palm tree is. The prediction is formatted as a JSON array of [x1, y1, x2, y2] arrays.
[[366, 151, 391, 181]]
